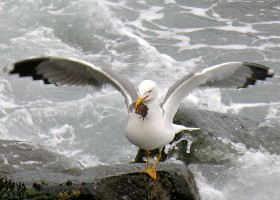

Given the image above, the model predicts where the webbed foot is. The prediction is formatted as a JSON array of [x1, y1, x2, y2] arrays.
[[143, 167, 157, 180]]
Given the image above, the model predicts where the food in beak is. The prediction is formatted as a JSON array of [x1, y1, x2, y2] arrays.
[[132, 101, 149, 120]]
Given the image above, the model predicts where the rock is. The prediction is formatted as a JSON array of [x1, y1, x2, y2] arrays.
[[92, 167, 199, 200], [175, 107, 280, 164], [1, 163, 201, 200], [135, 107, 280, 165], [0, 140, 82, 176], [37, 163, 200, 200], [0, 140, 201, 200]]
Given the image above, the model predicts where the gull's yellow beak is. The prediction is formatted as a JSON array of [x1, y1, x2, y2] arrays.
[[134, 96, 148, 110]]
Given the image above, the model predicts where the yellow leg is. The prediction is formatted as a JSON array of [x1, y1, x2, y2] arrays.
[[152, 151, 161, 170], [142, 150, 161, 180], [141, 150, 151, 172]]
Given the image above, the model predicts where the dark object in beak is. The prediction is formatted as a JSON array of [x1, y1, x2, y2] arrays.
[[132, 102, 149, 120]]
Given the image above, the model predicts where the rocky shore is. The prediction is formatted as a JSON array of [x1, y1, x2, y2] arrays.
[[0, 152, 200, 199]]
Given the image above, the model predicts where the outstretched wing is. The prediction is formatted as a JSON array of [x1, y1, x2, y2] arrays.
[[4, 56, 138, 111], [162, 62, 274, 122]]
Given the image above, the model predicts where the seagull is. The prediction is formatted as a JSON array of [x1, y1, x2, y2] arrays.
[[4, 56, 274, 179]]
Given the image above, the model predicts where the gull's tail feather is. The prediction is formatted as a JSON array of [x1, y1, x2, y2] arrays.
[[172, 124, 200, 134]]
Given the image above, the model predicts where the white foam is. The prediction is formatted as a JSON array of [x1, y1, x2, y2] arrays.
[[7, 25, 83, 59], [221, 150, 280, 199], [190, 166, 225, 200], [216, 22, 259, 33], [19, 160, 43, 165], [0, 108, 37, 140], [77, 153, 106, 168], [0, 154, 8, 164], [184, 88, 280, 116], [0, 79, 17, 111], [179, 6, 210, 18], [139, 6, 164, 21], [260, 105, 280, 128], [164, 0, 176, 4], [100, 1, 178, 71], [199, 181, 224, 200], [190, 149, 280, 200], [185, 89, 228, 113], [48, 124, 76, 146], [83, 124, 94, 129]]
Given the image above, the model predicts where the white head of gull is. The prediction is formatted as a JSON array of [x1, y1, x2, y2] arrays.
[[4, 56, 274, 179]]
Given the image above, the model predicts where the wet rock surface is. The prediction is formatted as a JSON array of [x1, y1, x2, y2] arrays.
[[1, 160, 200, 200], [0, 140, 200, 199], [34, 164, 200, 200], [173, 107, 280, 165], [136, 107, 280, 165], [0, 140, 82, 176]]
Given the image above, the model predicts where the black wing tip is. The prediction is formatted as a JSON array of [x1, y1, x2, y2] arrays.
[[4, 56, 101, 87], [4, 57, 53, 85], [5, 57, 49, 73], [243, 62, 275, 78], [240, 62, 275, 88]]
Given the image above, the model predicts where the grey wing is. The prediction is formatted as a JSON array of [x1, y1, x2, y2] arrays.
[[162, 62, 274, 122], [4, 56, 138, 111]]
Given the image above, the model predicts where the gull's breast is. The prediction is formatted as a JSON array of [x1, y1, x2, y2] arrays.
[[124, 111, 175, 150]]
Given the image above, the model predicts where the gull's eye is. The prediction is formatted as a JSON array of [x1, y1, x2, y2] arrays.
[[148, 89, 152, 93]]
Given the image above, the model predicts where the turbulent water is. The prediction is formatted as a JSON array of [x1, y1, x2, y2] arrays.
[[0, 0, 280, 199]]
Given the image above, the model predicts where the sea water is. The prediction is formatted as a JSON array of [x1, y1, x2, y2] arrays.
[[0, 0, 280, 199]]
